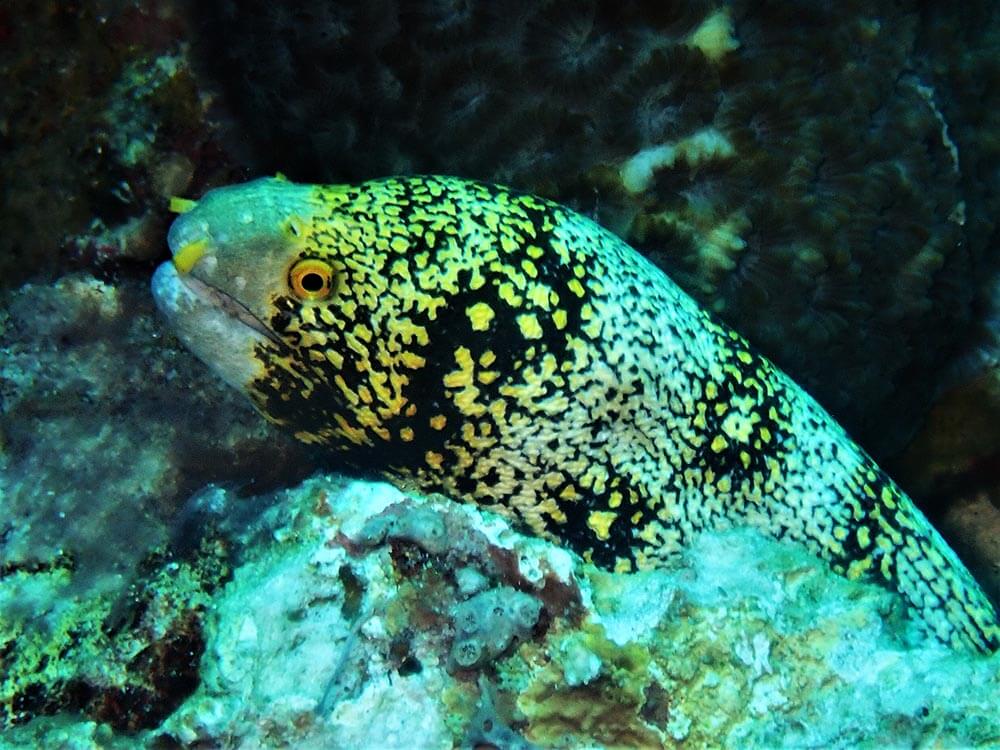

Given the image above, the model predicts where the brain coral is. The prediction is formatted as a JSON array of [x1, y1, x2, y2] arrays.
[[187, 0, 996, 458]]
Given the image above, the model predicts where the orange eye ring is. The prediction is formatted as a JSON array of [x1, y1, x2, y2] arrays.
[[289, 258, 335, 301]]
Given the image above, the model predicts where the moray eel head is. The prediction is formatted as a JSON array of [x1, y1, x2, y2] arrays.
[[153, 175, 503, 456], [152, 178, 333, 409]]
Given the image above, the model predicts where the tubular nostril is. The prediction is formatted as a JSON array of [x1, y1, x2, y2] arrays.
[[168, 196, 198, 214], [173, 239, 209, 274]]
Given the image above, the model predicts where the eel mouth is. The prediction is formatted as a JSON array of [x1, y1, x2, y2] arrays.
[[176, 271, 283, 346]]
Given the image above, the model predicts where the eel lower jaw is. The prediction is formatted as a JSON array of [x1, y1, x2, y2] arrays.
[[151, 261, 277, 395], [174, 270, 283, 346]]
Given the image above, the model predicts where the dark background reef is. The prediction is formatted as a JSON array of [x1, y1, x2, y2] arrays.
[[1, 0, 999, 512], [185, 0, 1000, 461], [3, 0, 999, 463]]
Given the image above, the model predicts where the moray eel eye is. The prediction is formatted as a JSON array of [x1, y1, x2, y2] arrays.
[[289, 258, 335, 300]]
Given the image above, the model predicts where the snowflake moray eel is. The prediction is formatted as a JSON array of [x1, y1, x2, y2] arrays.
[[152, 175, 999, 652]]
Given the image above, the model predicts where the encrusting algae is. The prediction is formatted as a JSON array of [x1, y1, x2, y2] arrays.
[[152, 175, 1000, 653]]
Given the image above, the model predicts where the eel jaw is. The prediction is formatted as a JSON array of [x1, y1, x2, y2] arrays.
[[174, 270, 282, 346], [151, 261, 274, 394]]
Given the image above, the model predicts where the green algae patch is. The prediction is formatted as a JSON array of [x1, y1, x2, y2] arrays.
[[517, 622, 666, 748], [439, 681, 478, 742], [0, 538, 228, 730], [0, 563, 109, 726]]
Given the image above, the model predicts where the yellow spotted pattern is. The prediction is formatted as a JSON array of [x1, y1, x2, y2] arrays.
[[179, 175, 999, 653]]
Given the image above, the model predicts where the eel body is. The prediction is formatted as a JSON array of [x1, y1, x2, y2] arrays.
[[151, 175, 999, 652]]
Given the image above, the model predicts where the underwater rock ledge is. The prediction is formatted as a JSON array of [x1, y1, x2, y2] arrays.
[[4, 475, 998, 749]]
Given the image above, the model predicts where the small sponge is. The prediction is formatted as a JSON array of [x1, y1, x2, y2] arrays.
[[450, 587, 542, 669]]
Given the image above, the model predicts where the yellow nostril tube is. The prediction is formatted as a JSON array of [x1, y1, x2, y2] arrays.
[[173, 239, 209, 274], [169, 197, 198, 214]]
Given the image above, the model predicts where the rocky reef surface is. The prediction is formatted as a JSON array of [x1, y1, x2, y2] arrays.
[[3, 470, 999, 748]]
